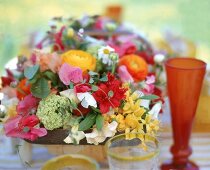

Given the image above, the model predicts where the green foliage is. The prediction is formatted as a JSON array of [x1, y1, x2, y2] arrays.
[[31, 77, 50, 98], [96, 114, 104, 131], [24, 64, 39, 80], [140, 95, 159, 100], [78, 112, 97, 131]]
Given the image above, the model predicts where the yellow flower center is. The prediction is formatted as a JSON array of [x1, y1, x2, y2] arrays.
[[103, 49, 110, 54]]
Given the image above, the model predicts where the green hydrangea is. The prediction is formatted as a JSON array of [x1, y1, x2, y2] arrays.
[[36, 94, 71, 130]]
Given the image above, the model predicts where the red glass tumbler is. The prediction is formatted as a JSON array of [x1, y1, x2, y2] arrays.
[[161, 58, 206, 170]]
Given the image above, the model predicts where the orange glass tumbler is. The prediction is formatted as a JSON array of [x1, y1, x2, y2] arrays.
[[161, 58, 206, 170]]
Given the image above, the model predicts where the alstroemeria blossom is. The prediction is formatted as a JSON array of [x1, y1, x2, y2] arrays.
[[148, 102, 162, 119], [4, 115, 47, 141], [77, 92, 97, 108], [64, 126, 85, 144], [59, 63, 83, 85], [85, 121, 118, 145]]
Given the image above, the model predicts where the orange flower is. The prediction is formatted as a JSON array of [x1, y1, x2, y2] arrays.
[[16, 78, 31, 100], [119, 54, 148, 82], [35, 51, 62, 73], [61, 50, 96, 72]]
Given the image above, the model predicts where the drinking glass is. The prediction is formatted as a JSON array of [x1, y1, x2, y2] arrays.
[[161, 58, 206, 170], [106, 133, 159, 170]]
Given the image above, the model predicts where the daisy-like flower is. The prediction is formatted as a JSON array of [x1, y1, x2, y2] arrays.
[[97, 46, 116, 66]]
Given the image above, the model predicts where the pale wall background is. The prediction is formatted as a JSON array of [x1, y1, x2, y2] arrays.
[[0, 0, 210, 72]]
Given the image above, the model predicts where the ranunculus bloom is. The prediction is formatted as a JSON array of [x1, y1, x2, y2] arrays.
[[118, 65, 134, 83], [59, 63, 83, 85], [16, 78, 31, 100], [17, 94, 40, 115], [61, 50, 96, 72], [4, 115, 47, 141], [119, 54, 148, 82], [35, 51, 62, 73]]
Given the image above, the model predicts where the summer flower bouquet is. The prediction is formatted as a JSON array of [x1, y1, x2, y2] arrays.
[[0, 16, 162, 145]]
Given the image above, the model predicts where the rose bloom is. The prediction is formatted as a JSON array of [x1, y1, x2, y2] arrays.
[[61, 50, 96, 72], [119, 54, 148, 82]]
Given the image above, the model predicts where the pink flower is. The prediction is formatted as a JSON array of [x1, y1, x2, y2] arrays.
[[59, 63, 83, 85], [17, 94, 40, 116], [118, 65, 134, 83], [4, 115, 47, 141], [142, 76, 156, 94], [146, 75, 155, 84], [121, 42, 137, 56]]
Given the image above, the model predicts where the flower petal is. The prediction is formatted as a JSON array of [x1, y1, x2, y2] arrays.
[[59, 63, 83, 85]]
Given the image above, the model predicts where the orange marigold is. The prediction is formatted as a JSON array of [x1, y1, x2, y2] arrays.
[[119, 54, 148, 82]]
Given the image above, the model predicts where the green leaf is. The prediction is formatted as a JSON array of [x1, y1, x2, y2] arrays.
[[96, 114, 104, 131], [108, 90, 114, 97], [88, 71, 99, 76], [100, 75, 108, 82], [69, 82, 74, 89], [89, 77, 94, 84], [91, 85, 98, 91], [90, 106, 101, 113], [78, 112, 97, 131], [31, 78, 50, 99], [140, 95, 159, 100], [43, 70, 58, 86], [24, 64, 39, 80]]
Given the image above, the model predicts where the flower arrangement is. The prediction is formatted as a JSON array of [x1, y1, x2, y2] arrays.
[[0, 16, 162, 145]]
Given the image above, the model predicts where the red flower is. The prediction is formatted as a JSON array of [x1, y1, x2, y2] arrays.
[[73, 103, 90, 116], [17, 94, 40, 116], [1, 69, 15, 87], [137, 51, 154, 65], [53, 26, 66, 51], [4, 115, 47, 141], [74, 83, 91, 93], [92, 73, 126, 114]]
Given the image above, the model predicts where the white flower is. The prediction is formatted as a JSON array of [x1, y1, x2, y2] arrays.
[[98, 46, 115, 66], [154, 54, 165, 63], [148, 102, 162, 119], [64, 126, 85, 144], [77, 92, 97, 108], [60, 89, 80, 103], [85, 121, 118, 145], [134, 91, 151, 108]]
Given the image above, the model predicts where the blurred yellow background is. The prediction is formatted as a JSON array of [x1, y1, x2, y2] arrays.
[[0, 0, 210, 72]]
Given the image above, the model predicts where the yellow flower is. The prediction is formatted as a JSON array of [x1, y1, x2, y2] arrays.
[[67, 28, 74, 38], [61, 50, 96, 72], [125, 114, 139, 129], [141, 114, 160, 136]]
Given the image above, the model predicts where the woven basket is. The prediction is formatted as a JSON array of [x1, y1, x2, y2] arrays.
[[25, 129, 108, 145]]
